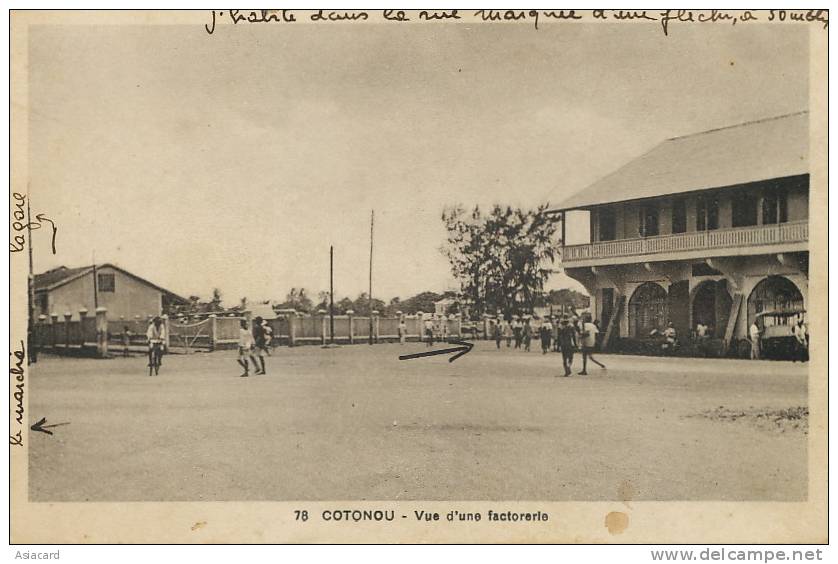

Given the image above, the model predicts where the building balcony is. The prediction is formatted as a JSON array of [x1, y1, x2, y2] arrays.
[[561, 220, 808, 268]]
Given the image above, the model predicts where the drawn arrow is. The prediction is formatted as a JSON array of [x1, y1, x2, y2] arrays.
[[399, 340, 474, 363], [31, 417, 70, 435]]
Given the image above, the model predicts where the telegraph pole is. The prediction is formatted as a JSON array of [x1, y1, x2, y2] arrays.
[[329, 245, 335, 345], [27, 197, 34, 363], [368, 210, 374, 345]]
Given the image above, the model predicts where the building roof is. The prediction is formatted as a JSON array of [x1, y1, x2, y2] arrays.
[[552, 111, 809, 211], [33, 266, 91, 292], [34, 263, 188, 303]]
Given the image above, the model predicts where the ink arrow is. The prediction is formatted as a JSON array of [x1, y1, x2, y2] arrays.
[[31, 417, 69, 435], [399, 340, 474, 363]]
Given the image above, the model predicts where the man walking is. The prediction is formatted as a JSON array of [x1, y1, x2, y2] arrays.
[[424, 317, 435, 347], [749, 320, 761, 360], [398, 316, 407, 345], [252, 316, 268, 375], [540, 317, 553, 354], [579, 313, 606, 375], [512, 316, 522, 349], [557, 315, 577, 377], [237, 319, 258, 377], [522, 317, 532, 352]]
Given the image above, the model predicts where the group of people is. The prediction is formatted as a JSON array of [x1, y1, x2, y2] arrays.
[[140, 315, 275, 377], [422, 317, 449, 347], [237, 316, 273, 377], [491, 313, 606, 376]]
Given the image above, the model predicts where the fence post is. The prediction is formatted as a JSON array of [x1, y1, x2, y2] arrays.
[[95, 307, 108, 357], [50, 313, 59, 349], [288, 315, 297, 347], [416, 311, 424, 344], [318, 309, 327, 345], [347, 310, 355, 344], [209, 314, 217, 351], [79, 308, 89, 346], [63, 311, 72, 351], [372, 310, 380, 343], [36, 315, 46, 355]]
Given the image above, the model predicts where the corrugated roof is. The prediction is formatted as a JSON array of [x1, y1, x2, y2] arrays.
[[553, 111, 809, 211], [34, 266, 91, 291]]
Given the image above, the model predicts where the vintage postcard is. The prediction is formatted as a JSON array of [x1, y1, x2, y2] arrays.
[[9, 9, 828, 545]]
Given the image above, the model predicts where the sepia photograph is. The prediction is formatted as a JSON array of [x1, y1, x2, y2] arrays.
[[9, 8, 827, 545]]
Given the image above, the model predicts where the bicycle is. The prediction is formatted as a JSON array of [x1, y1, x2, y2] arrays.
[[148, 341, 163, 376]]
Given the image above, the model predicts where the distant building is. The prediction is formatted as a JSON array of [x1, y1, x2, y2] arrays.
[[433, 297, 457, 316], [34, 264, 188, 321], [551, 112, 809, 350]]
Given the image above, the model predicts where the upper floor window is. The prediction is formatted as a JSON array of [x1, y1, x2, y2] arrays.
[[762, 190, 789, 224], [639, 204, 659, 237], [599, 207, 616, 241], [696, 195, 719, 231], [671, 198, 687, 234], [97, 273, 115, 293], [731, 191, 758, 227]]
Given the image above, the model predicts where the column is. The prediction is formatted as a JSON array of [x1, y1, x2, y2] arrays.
[[50, 313, 59, 349], [63, 311, 72, 351], [416, 311, 423, 343], [288, 314, 297, 347], [79, 308, 89, 345], [346, 310, 355, 344], [318, 309, 328, 345], [209, 314, 218, 351]]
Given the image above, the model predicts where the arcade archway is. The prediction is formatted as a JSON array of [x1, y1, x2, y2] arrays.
[[629, 282, 668, 337], [692, 280, 732, 338], [747, 276, 804, 328]]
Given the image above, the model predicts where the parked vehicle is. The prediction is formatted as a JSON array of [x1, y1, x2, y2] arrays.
[[756, 309, 805, 360]]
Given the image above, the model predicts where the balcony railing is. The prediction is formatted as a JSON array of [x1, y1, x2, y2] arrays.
[[561, 220, 808, 263]]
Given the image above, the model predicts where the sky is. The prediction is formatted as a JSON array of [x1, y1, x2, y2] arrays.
[[26, 16, 808, 304]]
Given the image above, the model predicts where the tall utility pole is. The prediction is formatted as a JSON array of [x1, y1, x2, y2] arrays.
[[329, 245, 335, 345], [368, 210, 374, 345], [92, 250, 99, 309], [27, 197, 34, 361]]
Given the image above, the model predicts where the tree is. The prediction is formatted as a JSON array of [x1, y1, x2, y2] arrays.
[[335, 297, 354, 314], [351, 292, 386, 316], [441, 204, 558, 318], [278, 287, 314, 313], [399, 291, 443, 314], [314, 291, 331, 312], [209, 288, 223, 312]]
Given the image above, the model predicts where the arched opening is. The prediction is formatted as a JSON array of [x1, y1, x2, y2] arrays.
[[629, 282, 668, 337], [747, 276, 804, 328], [692, 280, 732, 338]]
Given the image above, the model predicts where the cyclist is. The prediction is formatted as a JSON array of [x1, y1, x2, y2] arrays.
[[146, 316, 166, 375]]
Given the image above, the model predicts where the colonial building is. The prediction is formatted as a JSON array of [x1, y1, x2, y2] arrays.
[[34, 263, 188, 321], [552, 112, 809, 353]]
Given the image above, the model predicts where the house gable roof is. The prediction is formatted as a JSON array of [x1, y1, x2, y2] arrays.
[[552, 111, 809, 211], [34, 263, 188, 303]]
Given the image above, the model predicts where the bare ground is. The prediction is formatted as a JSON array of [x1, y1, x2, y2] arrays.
[[27, 342, 807, 501]]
